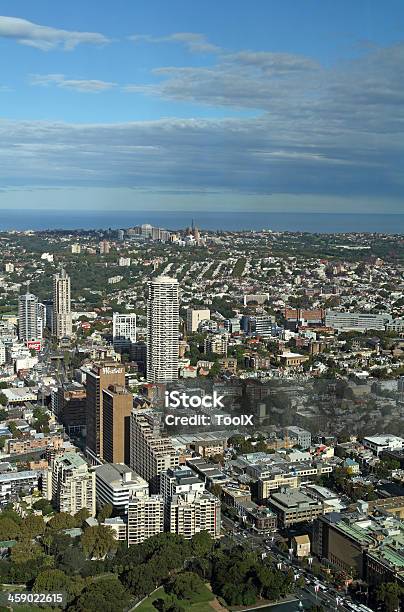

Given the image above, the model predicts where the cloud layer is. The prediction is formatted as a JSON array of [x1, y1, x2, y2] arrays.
[[1, 29, 403, 209]]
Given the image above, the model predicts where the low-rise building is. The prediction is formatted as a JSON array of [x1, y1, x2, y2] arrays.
[[268, 489, 323, 527], [363, 435, 404, 456], [292, 534, 311, 558], [0, 470, 39, 502]]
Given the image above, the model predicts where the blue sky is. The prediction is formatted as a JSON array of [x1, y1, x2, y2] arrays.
[[1, 0, 404, 213]]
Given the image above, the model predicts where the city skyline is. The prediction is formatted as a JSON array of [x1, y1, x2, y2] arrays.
[[1, 1, 404, 215]]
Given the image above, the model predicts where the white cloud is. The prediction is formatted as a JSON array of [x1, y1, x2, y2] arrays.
[[30, 74, 116, 92], [130, 32, 219, 54], [0, 15, 110, 50]]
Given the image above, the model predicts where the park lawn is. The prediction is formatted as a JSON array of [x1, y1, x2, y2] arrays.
[[136, 584, 215, 611]]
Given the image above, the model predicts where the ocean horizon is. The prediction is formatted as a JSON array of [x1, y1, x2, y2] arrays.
[[0, 209, 403, 234]]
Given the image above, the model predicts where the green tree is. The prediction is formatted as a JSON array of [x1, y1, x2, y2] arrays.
[[191, 531, 213, 558], [21, 514, 45, 538], [375, 582, 403, 612], [166, 572, 205, 601], [97, 503, 113, 523], [47, 512, 77, 531], [33, 498, 54, 515], [81, 525, 116, 559], [72, 577, 129, 612], [11, 538, 42, 564], [74, 508, 91, 527], [33, 568, 72, 593], [0, 517, 20, 540]]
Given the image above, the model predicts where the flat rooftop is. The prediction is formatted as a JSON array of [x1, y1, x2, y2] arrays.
[[95, 463, 147, 488]]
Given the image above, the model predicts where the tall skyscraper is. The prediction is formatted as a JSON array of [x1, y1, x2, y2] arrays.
[[85, 362, 126, 460], [102, 384, 133, 465], [146, 276, 179, 383], [112, 313, 137, 353], [52, 269, 72, 339], [18, 289, 40, 342]]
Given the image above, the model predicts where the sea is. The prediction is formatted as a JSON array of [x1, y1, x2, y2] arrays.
[[0, 209, 403, 234]]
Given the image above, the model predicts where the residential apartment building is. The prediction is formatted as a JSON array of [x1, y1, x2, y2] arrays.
[[52, 269, 72, 339], [127, 495, 164, 545], [204, 334, 228, 356], [50, 452, 96, 516], [168, 490, 221, 539], [146, 276, 179, 383], [130, 410, 179, 492]]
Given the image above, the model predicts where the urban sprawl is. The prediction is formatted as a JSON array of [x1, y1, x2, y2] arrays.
[[0, 223, 403, 611]]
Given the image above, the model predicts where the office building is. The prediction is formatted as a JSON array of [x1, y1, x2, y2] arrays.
[[130, 410, 179, 491], [18, 291, 40, 342], [52, 269, 72, 339], [95, 463, 148, 515], [325, 310, 392, 332], [39, 300, 53, 330], [186, 307, 210, 333], [224, 318, 241, 334], [51, 452, 96, 516], [268, 489, 323, 527], [130, 341, 147, 374], [146, 276, 179, 383], [85, 362, 126, 460], [241, 315, 276, 338], [112, 313, 136, 353], [102, 385, 133, 465], [56, 383, 86, 437], [127, 495, 164, 545]]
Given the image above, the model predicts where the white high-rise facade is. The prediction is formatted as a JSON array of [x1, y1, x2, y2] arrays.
[[130, 410, 179, 492], [186, 307, 210, 333], [18, 291, 40, 342], [52, 269, 72, 339], [127, 495, 164, 545], [146, 276, 179, 383], [50, 452, 96, 516], [112, 313, 137, 352]]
